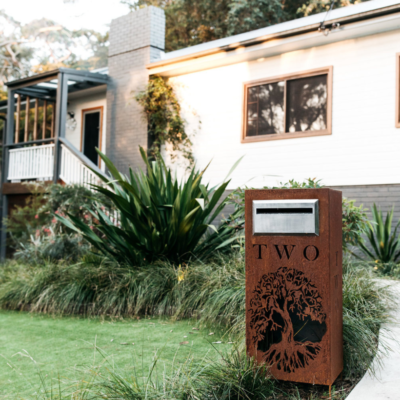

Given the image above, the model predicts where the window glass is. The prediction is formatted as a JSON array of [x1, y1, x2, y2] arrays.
[[258, 82, 285, 135], [285, 75, 327, 133], [246, 82, 284, 136]]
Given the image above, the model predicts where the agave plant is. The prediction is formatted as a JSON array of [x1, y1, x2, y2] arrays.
[[57, 147, 240, 265], [359, 204, 400, 263]]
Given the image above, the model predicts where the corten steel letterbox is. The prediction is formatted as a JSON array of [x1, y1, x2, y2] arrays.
[[245, 189, 343, 386]]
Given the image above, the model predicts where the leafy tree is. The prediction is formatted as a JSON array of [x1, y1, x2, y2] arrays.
[[249, 266, 326, 373], [226, 0, 286, 36], [0, 10, 108, 90], [0, 11, 34, 86], [23, 19, 109, 74], [122, 0, 367, 52]]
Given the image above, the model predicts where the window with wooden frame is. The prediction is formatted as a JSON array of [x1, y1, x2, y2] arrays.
[[242, 67, 333, 143], [396, 54, 400, 128], [81, 106, 103, 167]]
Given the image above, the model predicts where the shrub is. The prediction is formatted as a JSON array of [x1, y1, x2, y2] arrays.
[[342, 198, 369, 251], [5, 184, 48, 247], [14, 229, 90, 264], [372, 261, 400, 278], [225, 179, 369, 252], [58, 147, 240, 265], [5, 183, 114, 263], [359, 203, 400, 263]]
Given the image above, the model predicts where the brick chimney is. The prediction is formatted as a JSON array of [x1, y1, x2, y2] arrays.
[[106, 6, 165, 173]]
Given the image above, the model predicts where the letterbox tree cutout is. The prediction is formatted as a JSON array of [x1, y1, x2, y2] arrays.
[[245, 189, 343, 387]]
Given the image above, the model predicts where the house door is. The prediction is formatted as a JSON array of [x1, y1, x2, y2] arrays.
[[82, 107, 103, 166]]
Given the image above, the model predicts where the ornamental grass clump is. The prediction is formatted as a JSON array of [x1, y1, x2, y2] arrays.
[[196, 347, 275, 400], [342, 260, 394, 379], [28, 345, 274, 400], [57, 147, 239, 266]]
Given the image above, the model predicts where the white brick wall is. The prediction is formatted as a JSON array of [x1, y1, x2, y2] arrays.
[[109, 6, 165, 57], [107, 6, 165, 173], [168, 28, 400, 190]]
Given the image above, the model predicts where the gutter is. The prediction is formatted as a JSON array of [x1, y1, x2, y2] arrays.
[[147, 3, 400, 70]]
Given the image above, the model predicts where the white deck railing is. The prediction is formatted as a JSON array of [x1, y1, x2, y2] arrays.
[[8, 144, 55, 181], [7, 143, 120, 226], [60, 144, 120, 226], [60, 144, 101, 189]]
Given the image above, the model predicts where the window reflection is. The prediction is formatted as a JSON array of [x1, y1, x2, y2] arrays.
[[245, 73, 328, 138], [286, 75, 327, 133], [246, 82, 284, 136]]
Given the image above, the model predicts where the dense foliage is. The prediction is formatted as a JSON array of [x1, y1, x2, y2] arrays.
[[5, 183, 113, 263], [225, 178, 369, 252], [359, 204, 400, 263], [136, 75, 194, 165], [371, 261, 400, 278], [342, 198, 369, 250], [58, 148, 239, 265], [122, 0, 368, 52]]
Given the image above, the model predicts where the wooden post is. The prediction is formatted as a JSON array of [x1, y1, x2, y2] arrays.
[[24, 96, 30, 142], [1, 89, 16, 261], [33, 98, 38, 141], [42, 100, 47, 140], [53, 73, 69, 183], [15, 95, 20, 143]]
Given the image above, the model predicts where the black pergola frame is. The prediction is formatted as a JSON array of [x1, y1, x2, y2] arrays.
[[0, 68, 109, 260]]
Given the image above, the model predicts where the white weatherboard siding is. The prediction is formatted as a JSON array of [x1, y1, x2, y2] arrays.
[[168, 29, 400, 190]]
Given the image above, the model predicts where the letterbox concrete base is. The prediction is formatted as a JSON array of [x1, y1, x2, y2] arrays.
[[245, 188, 343, 386]]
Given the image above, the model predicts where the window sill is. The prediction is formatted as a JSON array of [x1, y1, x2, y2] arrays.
[[241, 129, 331, 144]]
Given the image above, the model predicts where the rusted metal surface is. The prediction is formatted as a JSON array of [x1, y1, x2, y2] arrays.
[[245, 189, 343, 386]]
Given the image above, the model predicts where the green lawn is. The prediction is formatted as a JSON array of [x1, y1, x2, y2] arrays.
[[0, 311, 231, 399]]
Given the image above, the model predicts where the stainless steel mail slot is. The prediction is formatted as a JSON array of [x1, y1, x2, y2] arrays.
[[252, 199, 319, 235]]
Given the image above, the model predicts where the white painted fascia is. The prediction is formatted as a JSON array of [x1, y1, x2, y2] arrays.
[[148, 10, 400, 77]]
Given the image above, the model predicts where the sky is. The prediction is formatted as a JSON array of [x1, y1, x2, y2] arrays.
[[0, 0, 130, 34]]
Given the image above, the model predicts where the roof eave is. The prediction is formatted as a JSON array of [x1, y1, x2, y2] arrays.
[[5, 67, 109, 90], [147, 2, 400, 71]]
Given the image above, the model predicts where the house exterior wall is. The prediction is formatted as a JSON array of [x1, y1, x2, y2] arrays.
[[106, 6, 165, 174], [168, 28, 400, 192], [333, 184, 400, 226], [213, 184, 400, 228], [66, 92, 107, 170]]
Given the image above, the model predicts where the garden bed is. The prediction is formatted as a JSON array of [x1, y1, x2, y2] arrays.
[[0, 255, 394, 399]]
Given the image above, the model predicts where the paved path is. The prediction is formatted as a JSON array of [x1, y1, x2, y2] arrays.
[[346, 281, 400, 400]]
